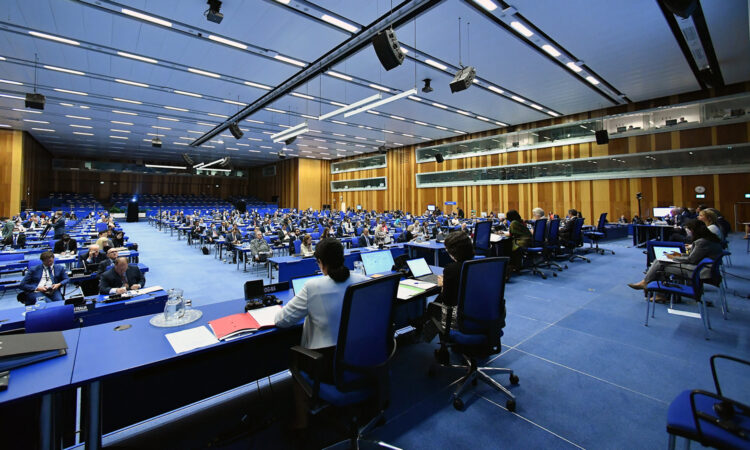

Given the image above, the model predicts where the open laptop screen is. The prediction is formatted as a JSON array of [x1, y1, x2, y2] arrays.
[[360, 250, 395, 275], [291, 274, 324, 295], [653, 246, 681, 260], [406, 258, 432, 278]]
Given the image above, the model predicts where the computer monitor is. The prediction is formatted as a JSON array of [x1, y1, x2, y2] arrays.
[[406, 258, 431, 278], [356, 204, 362, 210], [360, 250, 395, 275], [427, 205, 436, 211], [291, 274, 324, 295], [653, 207, 673, 217]]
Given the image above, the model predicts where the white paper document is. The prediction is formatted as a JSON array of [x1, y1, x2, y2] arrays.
[[248, 304, 282, 328], [165, 325, 219, 354]]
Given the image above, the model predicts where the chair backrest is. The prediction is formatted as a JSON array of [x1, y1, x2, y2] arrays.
[[691, 258, 715, 295], [0, 253, 24, 262], [293, 240, 302, 254], [456, 257, 508, 351], [596, 212, 608, 232], [278, 258, 320, 283], [532, 219, 547, 246], [349, 236, 359, 248], [547, 218, 560, 245], [570, 218, 585, 245], [27, 259, 43, 270], [334, 274, 400, 391], [25, 305, 76, 333], [473, 221, 492, 252]]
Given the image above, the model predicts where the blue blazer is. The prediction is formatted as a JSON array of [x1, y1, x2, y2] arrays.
[[20, 264, 70, 293]]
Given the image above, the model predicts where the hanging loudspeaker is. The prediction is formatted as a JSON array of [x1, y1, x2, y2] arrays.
[[595, 130, 609, 145]]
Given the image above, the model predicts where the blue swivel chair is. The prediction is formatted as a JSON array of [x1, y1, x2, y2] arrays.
[[583, 212, 615, 255], [559, 218, 590, 263], [645, 241, 686, 270], [293, 239, 302, 254], [522, 219, 550, 279], [429, 257, 518, 411], [473, 220, 492, 257], [541, 218, 566, 272], [666, 354, 750, 449], [349, 237, 359, 248], [25, 304, 76, 333], [289, 274, 401, 448], [644, 258, 715, 339]]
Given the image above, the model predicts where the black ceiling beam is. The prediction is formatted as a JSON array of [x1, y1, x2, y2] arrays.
[[191, 0, 445, 148], [690, 2, 724, 88], [656, 0, 707, 90]]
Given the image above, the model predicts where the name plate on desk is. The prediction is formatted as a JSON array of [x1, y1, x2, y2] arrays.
[[263, 282, 290, 294]]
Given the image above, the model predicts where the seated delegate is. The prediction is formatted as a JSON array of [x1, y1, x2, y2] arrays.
[[500, 209, 531, 273], [274, 238, 368, 429], [53, 233, 78, 254], [99, 257, 145, 295], [20, 251, 69, 303]]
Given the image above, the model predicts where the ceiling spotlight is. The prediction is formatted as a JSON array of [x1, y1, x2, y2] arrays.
[[205, 0, 223, 23], [377, 145, 387, 155], [422, 78, 433, 93], [151, 137, 162, 148], [284, 136, 297, 145], [228, 122, 243, 139], [449, 66, 476, 93]]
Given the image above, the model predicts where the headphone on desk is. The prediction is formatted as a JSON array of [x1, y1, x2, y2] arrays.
[[244, 294, 282, 311]]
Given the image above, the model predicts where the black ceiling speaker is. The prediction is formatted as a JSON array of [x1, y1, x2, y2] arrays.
[[228, 122, 243, 139], [25, 93, 45, 110], [206, 0, 223, 23], [450, 66, 476, 93], [372, 28, 404, 71], [284, 136, 297, 145], [660, 0, 698, 18], [377, 145, 387, 155], [422, 78, 433, 93], [182, 153, 194, 166], [435, 153, 444, 163], [595, 130, 609, 145]]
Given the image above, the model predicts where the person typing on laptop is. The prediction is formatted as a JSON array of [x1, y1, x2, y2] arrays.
[[420, 231, 475, 342]]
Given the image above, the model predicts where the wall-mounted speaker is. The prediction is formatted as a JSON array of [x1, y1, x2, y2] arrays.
[[372, 28, 404, 71], [435, 153, 444, 163], [595, 130, 609, 145]]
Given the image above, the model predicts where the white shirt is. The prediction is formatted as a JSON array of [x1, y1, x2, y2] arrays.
[[274, 273, 369, 349], [37, 265, 54, 290]]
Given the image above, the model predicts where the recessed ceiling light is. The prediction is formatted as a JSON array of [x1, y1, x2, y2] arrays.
[[196, 122, 214, 126], [408, 96, 422, 102], [110, 135, 128, 140], [115, 79, 149, 88], [116, 51, 159, 64], [247, 137, 262, 141], [330, 101, 347, 107], [0, 79, 22, 86], [23, 119, 49, 124], [73, 131, 93, 136], [65, 115, 91, 120], [541, 44, 561, 57], [208, 34, 247, 49], [476, 116, 490, 122], [113, 97, 142, 104], [327, 71, 353, 81], [321, 14, 359, 33], [390, 115, 406, 120], [28, 30, 80, 45], [431, 102, 448, 109], [260, 145, 272, 149], [530, 104, 543, 110], [265, 108, 285, 113], [487, 86, 504, 95], [236, 143, 249, 146], [207, 113, 228, 118], [179, 136, 193, 140], [174, 90, 202, 98], [246, 119, 264, 124], [44, 65, 84, 76], [70, 124, 92, 129], [566, 61, 583, 73], [112, 110, 138, 116], [369, 83, 391, 92], [273, 54, 306, 67], [425, 59, 448, 71], [164, 106, 189, 112], [435, 126, 448, 130], [456, 110, 471, 116], [244, 81, 271, 90], [3, 95, 26, 100], [511, 95, 525, 103], [110, 129, 130, 133], [111, 120, 133, 125], [223, 99, 244, 106], [548, 111, 560, 117], [157, 116, 179, 122], [331, 120, 347, 125], [291, 92, 314, 100], [31, 128, 55, 132], [188, 67, 221, 78], [585, 76, 599, 85], [383, 130, 394, 134], [146, 133, 164, 136], [121, 8, 172, 27], [54, 88, 88, 96], [414, 121, 428, 126], [510, 21, 533, 38], [152, 125, 171, 130], [202, 145, 215, 148]]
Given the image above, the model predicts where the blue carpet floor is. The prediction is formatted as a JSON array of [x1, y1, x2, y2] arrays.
[[8, 222, 750, 448]]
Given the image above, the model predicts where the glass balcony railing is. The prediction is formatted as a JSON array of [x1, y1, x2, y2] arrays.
[[331, 154, 387, 174], [331, 177, 388, 192]]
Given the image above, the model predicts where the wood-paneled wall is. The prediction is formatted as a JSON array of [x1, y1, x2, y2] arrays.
[[22, 133, 53, 210], [247, 158, 298, 206], [0, 130, 23, 217], [298, 158, 329, 210]]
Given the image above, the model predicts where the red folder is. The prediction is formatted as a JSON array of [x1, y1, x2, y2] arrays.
[[208, 309, 277, 341]]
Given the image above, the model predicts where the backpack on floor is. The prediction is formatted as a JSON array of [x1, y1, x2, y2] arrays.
[[201, 246, 210, 255]]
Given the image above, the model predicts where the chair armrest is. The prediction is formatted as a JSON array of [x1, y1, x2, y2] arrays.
[[289, 346, 324, 403], [710, 354, 750, 397], [689, 389, 750, 441]]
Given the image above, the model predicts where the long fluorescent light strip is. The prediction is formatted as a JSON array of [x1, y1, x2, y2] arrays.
[[425, 59, 448, 71], [344, 88, 417, 118], [44, 65, 84, 76], [112, 110, 137, 115], [510, 21, 533, 38], [113, 97, 142, 104], [245, 81, 271, 90], [121, 8, 172, 27], [174, 90, 202, 98], [208, 35, 247, 50], [273, 54, 306, 67], [28, 31, 80, 46], [473, 0, 498, 11], [327, 71, 352, 81], [188, 68, 220, 78], [270, 122, 308, 140], [145, 164, 186, 169], [272, 127, 309, 143], [165, 106, 188, 112], [54, 88, 87, 96], [117, 51, 158, 64], [115, 79, 149, 88], [320, 14, 359, 33], [319, 93, 381, 120]]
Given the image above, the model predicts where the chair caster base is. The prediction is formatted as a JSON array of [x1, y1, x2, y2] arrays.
[[453, 397, 464, 411], [510, 373, 519, 385], [506, 399, 516, 412]]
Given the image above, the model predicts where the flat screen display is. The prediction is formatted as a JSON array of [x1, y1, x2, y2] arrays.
[[427, 205, 436, 211], [653, 207, 673, 217], [291, 274, 324, 295], [406, 258, 432, 278], [360, 250, 395, 275]]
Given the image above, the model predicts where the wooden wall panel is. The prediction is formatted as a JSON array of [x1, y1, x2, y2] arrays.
[[22, 133, 53, 209], [0, 130, 23, 217], [247, 158, 297, 207]]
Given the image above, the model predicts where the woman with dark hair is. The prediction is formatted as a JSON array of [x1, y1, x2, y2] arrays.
[[501, 209, 531, 272], [628, 219, 723, 300], [111, 231, 125, 248], [421, 231, 475, 342], [274, 237, 368, 429], [300, 233, 314, 255]]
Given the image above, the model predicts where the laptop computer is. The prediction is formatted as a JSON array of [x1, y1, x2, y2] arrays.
[[406, 258, 439, 284], [653, 245, 683, 262], [291, 274, 324, 295], [360, 250, 395, 276]]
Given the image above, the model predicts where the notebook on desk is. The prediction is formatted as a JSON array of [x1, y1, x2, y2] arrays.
[[405, 258, 439, 285]]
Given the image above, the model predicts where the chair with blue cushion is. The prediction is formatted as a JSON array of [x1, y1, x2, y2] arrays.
[[521, 219, 550, 279], [429, 257, 518, 411], [559, 218, 590, 263], [541, 218, 566, 272], [25, 304, 76, 332], [473, 220, 492, 257], [666, 354, 750, 449], [293, 239, 302, 255], [289, 274, 401, 448], [583, 212, 615, 255], [349, 236, 359, 248], [644, 258, 715, 339]]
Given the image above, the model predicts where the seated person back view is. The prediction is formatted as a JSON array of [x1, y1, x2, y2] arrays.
[[98, 248, 119, 274], [53, 234, 78, 254], [274, 238, 369, 429], [99, 257, 145, 295], [20, 251, 69, 303], [95, 230, 113, 252]]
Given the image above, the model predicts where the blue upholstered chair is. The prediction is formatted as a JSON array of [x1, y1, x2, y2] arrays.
[[666, 354, 750, 449], [25, 304, 76, 333], [559, 218, 590, 263], [583, 212, 615, 255], [289, 274, 401, 448], [540, 218, 566, 272], [429, 257, 518, 411], [644, 258, 715, 339], [293, 239, 302, 255], [473, 220, 492, 257], [521, 219, 550, 279]]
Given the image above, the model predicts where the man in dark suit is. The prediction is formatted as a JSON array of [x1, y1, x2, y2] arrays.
[[358, 228, 374, 247], [53, 234, 78, 254], [457, 207, 465, 219], [80, 244, 107, 273], [98, 248, 119, 274], [52, 212, 66, 239], [99, 257, 145, 295], [19, 251, 69, 304]]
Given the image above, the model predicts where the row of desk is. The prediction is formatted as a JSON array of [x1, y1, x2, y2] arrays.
[[0, 272, 440, 449]]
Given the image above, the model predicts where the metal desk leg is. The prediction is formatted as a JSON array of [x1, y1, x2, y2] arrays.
[[434, 248, 439, 266], [84, 381, 102, 450], [39, 393, 55, 450]]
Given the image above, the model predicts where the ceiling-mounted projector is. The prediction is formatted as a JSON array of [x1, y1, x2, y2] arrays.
[[151, 137, 162, 148], [25, 93, 45, 110], [449, 66, 476, 93]]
